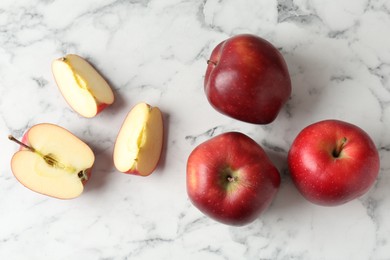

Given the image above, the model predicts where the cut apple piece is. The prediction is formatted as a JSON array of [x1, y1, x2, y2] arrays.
[[52, 54, 114, 118], [114, 102, 164, 176], [9, 123, 95, 199]]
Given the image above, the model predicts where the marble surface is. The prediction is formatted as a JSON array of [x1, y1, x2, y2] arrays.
[[1, 0, 390, 259]]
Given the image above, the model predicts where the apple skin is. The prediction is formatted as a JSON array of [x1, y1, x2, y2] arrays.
[[288, 120, 380, 206], [19, 127, 92, 186], [96, 103, 110, 116], [187, 132, 281, 226], [204, 34, 291, 124]]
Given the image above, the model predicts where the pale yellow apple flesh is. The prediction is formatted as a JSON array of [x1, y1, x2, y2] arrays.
[[114, 102, 164, 176], [10, 124, 95, 199], [52, 54, 114, 118]]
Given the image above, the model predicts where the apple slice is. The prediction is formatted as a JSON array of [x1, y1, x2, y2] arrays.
[[113, 102, 164, 176], [9, 123, 95, 199], [52, 54, 114, 118]]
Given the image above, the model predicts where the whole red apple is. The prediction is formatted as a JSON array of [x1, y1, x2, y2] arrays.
[[204, 34, 291, 124], [288, 120, 380, 206], [186, 132, 281, 226]]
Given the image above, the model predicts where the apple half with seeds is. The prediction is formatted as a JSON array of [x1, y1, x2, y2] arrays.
[[113, 102, 164, 176], [9, 123, 95, 199], [52, 54, 114, 118]]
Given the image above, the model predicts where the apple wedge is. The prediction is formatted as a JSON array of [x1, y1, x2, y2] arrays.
[[52, 54, 114, 118], [113, 102, 164, 176], [9, 123, 95, 199]]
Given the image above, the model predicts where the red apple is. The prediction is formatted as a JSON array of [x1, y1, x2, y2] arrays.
[[288, 119, 380, 206], [186, 132, 281, 226], [204, 34, 291, 124]]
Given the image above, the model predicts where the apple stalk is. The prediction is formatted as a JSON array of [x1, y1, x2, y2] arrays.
[[207, 60, 217, 66], [8, 135, 88, 181], [332, 137, 348, 158]]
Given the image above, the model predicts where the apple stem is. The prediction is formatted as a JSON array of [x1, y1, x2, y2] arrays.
[[207, 60, 217, 66], [333, 137, 347, 158], [8, 135, 36, 152]]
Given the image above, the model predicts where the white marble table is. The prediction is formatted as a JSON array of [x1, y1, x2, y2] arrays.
[[1, 0, 389, 259]]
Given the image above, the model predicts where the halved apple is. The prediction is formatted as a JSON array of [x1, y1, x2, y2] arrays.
[[52, 54, 114, 118], [9, 123, 95, 199], [113, 102, 164, 176]]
